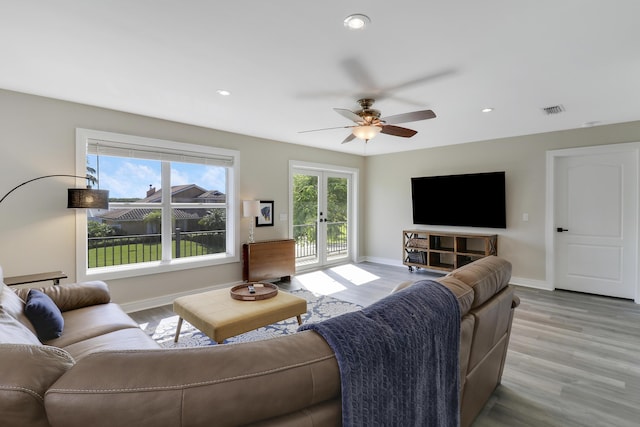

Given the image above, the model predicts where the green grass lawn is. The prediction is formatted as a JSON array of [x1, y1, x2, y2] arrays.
[[88, 240, 213, 268]]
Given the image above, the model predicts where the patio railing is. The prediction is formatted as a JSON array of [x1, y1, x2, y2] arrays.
[[88, 223, 348, 268], [88, 229, 225, 268], [293, 221, 348, 260]]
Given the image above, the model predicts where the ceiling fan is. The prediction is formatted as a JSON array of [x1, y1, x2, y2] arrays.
[[300, 98, 436, 144]]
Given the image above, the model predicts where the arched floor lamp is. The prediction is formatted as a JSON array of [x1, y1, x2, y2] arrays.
[[0, 174, 109, 209]]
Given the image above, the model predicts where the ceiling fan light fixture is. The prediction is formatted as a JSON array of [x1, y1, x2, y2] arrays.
[[352, 124, 381, 141], [343, 14, 371, 30]]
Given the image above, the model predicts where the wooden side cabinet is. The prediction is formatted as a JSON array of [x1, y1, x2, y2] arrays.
[[242, 239, 296, 282], [403, 230, 497, 273]]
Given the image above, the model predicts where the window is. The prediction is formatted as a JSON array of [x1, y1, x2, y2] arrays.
[[75, 129, 239, 281]]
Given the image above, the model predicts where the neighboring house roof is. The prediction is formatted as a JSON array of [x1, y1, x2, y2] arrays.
[[98, 208, 200, 222], [142, 185, 226, 203], [142, 184, 197, 202], [197, 190, 226, 202], [97, 185, 225, 222]]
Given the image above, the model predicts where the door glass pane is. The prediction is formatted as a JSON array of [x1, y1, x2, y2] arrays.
[[326, 176, 348, 262], [293, 173, 319, 266]]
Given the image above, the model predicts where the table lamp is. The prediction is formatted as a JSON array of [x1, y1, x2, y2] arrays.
[[243, 200, 260, 243]]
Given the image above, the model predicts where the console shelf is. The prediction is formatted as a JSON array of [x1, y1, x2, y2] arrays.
[[403, 230, 497, 272]]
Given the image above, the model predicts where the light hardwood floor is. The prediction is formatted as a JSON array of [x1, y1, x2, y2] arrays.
[[130, 262, 640, 427]]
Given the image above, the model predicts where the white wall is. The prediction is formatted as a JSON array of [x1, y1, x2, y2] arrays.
[[364, 121, 640, 287], [0, 89, 365, 307]]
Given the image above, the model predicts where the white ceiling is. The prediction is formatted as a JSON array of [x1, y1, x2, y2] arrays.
[[2, 1, 640, 156]]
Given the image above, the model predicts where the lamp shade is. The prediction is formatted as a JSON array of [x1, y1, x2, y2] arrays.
[[352, 125, 382, 141], [243, 200, 261, 217], [67, 188, 109, 209]]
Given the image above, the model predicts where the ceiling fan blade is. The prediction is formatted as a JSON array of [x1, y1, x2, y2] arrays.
[[384, 68, 456, 93], [299, 125, 351, 134], [341, 133, 357, 144], [383, 110, 436, 125], [334, 108, 363, 123], [341, 57, 378, 93], [380, 125, 418, 138]]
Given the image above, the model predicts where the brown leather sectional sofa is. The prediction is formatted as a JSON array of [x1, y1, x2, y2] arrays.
[[0, 256, 518, 427]]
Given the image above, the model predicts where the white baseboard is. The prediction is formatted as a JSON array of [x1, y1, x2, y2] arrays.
[[364, 256, 404, 267], [510, 276, 553, 291], [119, 281, 241, 313]]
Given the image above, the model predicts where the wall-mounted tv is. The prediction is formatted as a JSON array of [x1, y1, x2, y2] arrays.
[[411, 171, 506, 228]]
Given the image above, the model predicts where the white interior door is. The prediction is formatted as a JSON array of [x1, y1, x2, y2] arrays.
[[554, 149, 637, 299], [292, 168, 351, 269]]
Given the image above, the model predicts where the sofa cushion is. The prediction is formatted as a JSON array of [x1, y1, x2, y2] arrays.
[[391, 277, 474, 316], [0, 282, 38, 335], [62, 327, 160, 360], [447, 256, 512, 308], [436, 276, 475, 316], [25, 290, 65, 341], [13, 281, 111, 312], [0, 308, 42, 345], [44, 302, 142, 348]]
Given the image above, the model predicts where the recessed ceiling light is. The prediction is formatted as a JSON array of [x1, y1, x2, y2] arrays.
[[481, 108, 494, 113], [216, 89, 231, 96], [343, 14, 371, 30]]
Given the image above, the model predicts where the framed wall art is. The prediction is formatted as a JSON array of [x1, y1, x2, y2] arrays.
[[256, 200, 274, 227]]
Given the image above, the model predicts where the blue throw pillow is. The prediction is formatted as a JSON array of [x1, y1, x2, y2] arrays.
[[24, 289, 64, 341]]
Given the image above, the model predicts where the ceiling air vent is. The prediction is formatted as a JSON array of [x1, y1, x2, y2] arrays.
[[542, 105, 565, 115]]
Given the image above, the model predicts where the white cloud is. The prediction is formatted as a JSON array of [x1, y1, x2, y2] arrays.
[[101, 160, 160, 199], [199, 167, 226, 192], [170, 168, 190, 186]]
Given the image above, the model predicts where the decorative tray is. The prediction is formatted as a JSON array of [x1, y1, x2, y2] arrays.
[[230, 283, 278, 301]]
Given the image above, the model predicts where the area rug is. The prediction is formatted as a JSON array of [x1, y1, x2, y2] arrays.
[[145, 289, 362, 348]]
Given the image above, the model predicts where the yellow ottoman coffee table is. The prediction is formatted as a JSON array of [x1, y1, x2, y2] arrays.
[[173, 286, 307, 344]]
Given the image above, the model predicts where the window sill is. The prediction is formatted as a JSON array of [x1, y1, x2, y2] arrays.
[[79, 253, 239, 282]]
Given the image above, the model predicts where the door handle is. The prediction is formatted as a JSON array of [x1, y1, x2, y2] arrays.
[[556, 227, 569, 232]]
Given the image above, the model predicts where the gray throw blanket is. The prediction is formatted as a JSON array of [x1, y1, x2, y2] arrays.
[[299, 280, 460, 427]]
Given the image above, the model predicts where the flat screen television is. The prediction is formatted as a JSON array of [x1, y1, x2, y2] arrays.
[[411, 171, 506, 228]]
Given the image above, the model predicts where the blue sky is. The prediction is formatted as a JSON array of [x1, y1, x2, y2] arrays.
[[88, 155, 226, 199]]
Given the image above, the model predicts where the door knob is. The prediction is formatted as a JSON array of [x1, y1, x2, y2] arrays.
[[556, 227, 569, 232]]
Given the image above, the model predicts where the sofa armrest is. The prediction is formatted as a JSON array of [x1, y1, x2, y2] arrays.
[[13, 282, 111, 312], [45, 331, 340, 427], [0, 344, 74, 427]]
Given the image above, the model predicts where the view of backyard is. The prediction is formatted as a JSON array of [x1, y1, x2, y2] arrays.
[[85, 162, 348, 269], [88, 230, 225, 268]]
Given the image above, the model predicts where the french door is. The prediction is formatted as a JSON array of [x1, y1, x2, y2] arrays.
[[291, 167, 352, 269]]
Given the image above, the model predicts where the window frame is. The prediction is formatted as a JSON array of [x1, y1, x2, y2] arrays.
[[75, 128, 240, 282]]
